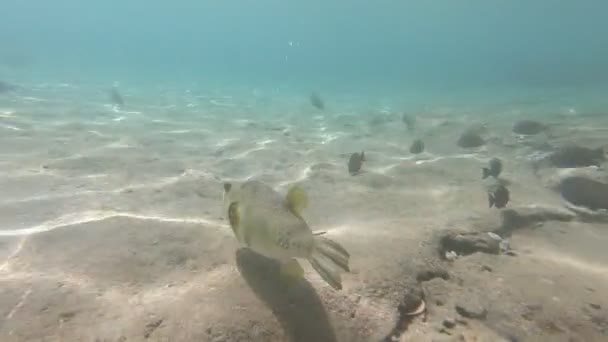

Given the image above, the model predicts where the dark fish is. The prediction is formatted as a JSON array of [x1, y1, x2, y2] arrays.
[[0, 52, 32, 68], [482, 157, 503, 179], [0, 81, 16, 94], [368, 114, 388, 127], [512, 120, 546, 135], [488, 184, 510, 209], [109, 87, 124, 106], [348, 151, 365, 175], [409, 139, 424, 154], [549, 145, 604, 168], [309, 92, 324, 110], [402, 113, 415, 131]]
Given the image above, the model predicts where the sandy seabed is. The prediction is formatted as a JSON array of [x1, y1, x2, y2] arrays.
[[1, 88, 608, 342]]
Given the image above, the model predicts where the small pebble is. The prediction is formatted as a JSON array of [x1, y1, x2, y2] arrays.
[[499, 239, 511, 252], [437, 327, 452, 335], [455, 300, 487, 320], [445, 251, 458, 261], [487, 232, 502, 241], [481, 265, 493, 272], [589, 303, 601, 310], [443, 318, 456, 329], [455, 318, 468, 326]]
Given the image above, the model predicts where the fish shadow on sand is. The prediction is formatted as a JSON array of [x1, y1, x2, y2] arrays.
[[235, 248, 338, 342]]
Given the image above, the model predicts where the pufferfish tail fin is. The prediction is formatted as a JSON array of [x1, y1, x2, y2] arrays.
[[309, 235, 350, 290]]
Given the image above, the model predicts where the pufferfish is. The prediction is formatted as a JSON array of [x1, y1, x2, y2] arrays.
[[222, 180, 350, 290]]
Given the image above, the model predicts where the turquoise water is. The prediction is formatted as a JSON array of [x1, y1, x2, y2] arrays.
[[3, 2, 608, 341], [2, 1, 608, 113]]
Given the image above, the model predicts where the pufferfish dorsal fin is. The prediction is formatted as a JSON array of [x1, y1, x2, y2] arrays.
[[286, 185, 308, 216]]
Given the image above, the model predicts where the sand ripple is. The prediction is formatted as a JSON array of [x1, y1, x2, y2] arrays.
[[0, 211, 228, 237]]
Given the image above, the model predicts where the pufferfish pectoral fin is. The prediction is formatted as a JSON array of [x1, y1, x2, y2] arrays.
[[286, 185, 308, 216], [227, 202, 240, 236], [280, 258, 305, 280]]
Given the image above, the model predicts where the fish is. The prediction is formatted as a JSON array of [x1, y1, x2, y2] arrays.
[[348, 151, 365, 175], [409, 139, 424, 154], [309, 92, 324, 110], [488, 183, 510, 209], [402, 113, 415, 131], [482, 157, 503, 179], [0, 81, 16, 94], [109, 86, 124, 107], [222, 180, 350, 290]]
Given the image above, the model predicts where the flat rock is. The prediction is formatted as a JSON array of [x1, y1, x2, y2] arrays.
[[537, 166, 607, 190], [558, 176, 608, 211], [439, 231, 500, 258], [455, 300, 487, 320], [549, 144, 605, 168], [512, 120, 546, 135], [497, 206, 576, 234], [457, 128, 485, 148], [417, 268, 450, 282]]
